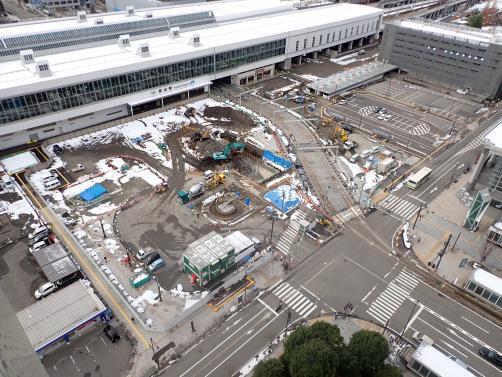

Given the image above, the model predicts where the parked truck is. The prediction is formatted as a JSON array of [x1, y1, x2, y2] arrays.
[[177, 182, 205, 204]]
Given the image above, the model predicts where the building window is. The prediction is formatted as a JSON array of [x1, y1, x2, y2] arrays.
[[351, 27, 353, 36], [303, 38, 307, 49], [356, 25, 359, 34], [319, 35, 323, 44], [332, 33, 335, 42], [0, 39, 286, 124], [312, 37, 315, 47], [295, 40, 299, 51]]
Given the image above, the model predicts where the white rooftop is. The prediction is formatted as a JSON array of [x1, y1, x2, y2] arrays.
[[185, 231, 234, 269], [413, 343, 476, 377], [1, 151, 40, 174], [484, 117, 502, 152], [16, 280, 107, 352], [471, 268, 502, 296], [0, 0, 292, 39], [0, 3, 382, 94], [395, 20, 501, 45]]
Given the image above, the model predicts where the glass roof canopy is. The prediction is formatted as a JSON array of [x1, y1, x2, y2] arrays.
[[0, 11, 215, 57]]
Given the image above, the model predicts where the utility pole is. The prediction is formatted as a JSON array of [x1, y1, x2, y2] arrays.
[[451, 232, 461, 252], [285, 309, 292, 337], [382, 319, 389, 336], [243, 271, 249, 303], [150, 337, 160, 370], [412, 205, 423, 230], [436, 234, 452, 271], [400, 300, 419, 340], [99, 218, 107, 239], [358, 112, 363, 129], [152, 274, 162, 302]]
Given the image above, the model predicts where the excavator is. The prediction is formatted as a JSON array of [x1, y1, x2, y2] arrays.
[[205, 173, 226, 189], [213, 142, 245, 161], [334, 126, 349, 143]]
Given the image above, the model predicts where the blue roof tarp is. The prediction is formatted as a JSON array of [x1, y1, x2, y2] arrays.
[[262, 150, 293, 171], [264, 185, 300, 214], [80, 184, 108, 202]]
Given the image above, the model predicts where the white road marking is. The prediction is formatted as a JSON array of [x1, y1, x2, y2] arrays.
[[257, 298, 278, 316], [300, 285, 321, 301], [461, 316, 489, 334], [179, 308, 267, 377], [361, 285, 377, 303]]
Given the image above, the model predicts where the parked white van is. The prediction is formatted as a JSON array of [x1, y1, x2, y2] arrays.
[[43, 178, 61, 190]]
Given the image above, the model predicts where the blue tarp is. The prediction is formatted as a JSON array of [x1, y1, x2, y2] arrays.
[[264, 185, 300, 214], [80, 184, 108, 202], [262, 150, 293, 171]]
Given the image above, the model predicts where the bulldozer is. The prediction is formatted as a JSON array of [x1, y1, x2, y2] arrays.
[[205, 173, 225, 190], [334, 126, 349, 143]]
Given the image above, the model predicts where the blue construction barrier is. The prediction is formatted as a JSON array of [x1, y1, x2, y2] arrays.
[[262, 150, 293, 171], [80, 184, 108, 202]]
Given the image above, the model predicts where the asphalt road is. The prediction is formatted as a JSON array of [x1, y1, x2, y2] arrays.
[[159, 214, 502, 377], [376, 113, 502, 222], [324, 94, 449, 157]]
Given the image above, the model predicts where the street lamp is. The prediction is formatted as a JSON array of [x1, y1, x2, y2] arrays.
[[400, 300, 419, 340], [151, 273, 162, 302]]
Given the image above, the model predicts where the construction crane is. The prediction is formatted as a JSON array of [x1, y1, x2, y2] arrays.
[[213, 142, 245, 161]]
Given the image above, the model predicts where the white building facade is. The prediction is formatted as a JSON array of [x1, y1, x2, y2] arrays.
[[0, 2, 382, 150]]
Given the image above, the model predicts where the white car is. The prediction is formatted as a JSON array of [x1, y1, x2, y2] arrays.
[[360, 149, 371, 158], [34, 282, 56, 299], [29, 240, 47, 253], [135, 248, 153, 261], [369, 146, 380, 154], [377, 115, 384, 120]]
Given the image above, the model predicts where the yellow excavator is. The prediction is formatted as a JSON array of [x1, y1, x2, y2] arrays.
[[334, 126, 349, 142], [205, 173, 226, 190]]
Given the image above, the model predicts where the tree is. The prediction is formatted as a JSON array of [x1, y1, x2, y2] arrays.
[[347, 330, 389, 376], [288, 338, 338, 377], [253, 358, 287, 377], [468, 12, 483, 28], [374, 364, 403, 377]]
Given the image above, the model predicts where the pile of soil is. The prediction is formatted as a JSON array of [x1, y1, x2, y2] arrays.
[[204, 106, 255, 131]]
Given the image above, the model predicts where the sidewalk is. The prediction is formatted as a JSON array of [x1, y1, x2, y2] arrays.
[[407, 172, 502, 286]]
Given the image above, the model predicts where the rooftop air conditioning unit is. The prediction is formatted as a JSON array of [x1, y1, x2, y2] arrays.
[[20, 49, 35, 65], [188, 34, 201, 47], [137, 43, 150, 57], [168, 26, 180, 39], [118, 34, 131, 48], [77, 11, 87, 23], [126, 5, 134, 17], [36, 60, 51, 77], [145, 12, 153, 18], [94, 17, 104, 25]]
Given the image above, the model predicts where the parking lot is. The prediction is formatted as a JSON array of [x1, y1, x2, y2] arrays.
[[323, 91, 458, 157], [42, 322, 133, 377]]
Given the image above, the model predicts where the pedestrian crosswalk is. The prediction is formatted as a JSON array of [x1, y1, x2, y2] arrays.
[[402, 155, 421, 166], [455, 136, 484, 156], [378, 194, 420, 220], [410, 123, 430, 136], [272, 282, 317, 318], [367, 269, 420, 325], [276, 210, 306, 256]]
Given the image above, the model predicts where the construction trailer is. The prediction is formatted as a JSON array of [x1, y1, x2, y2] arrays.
[[182, 232, 235, 286]]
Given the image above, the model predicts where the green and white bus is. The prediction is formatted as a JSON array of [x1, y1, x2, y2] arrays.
[[407, 167, 432, 189]]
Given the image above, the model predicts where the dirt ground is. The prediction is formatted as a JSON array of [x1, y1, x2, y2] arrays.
[[204, 106, 255, 131]]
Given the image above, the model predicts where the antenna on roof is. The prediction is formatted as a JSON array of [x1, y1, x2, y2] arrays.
[[118, 34, 131, 48], [94, 17, 104, 25], [76, 10, 87, 23], [126, 5, 135, 17]]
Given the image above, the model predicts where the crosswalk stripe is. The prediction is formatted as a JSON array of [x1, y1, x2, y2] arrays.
[[281, 288, 298, 301], [367, 308, 388, 324], [396, 273, 419, 286], [386, 198, 408, 211], [295, 299, 312, 314], [394, 277, 416, 291], [388, 283, 409, 297], [385, 284, 407, 299], [302, 305, 317, 318], [273, 283, 289, 296], [284, 291, 302, 305], [277, 286, 294, 299], [370, 301, 396, 317], [298, 302, 315, 317], [393, 201, 415, 215], [402, 207, 419, 219], [289, 294, 306, 308], [291, 296, 309, 311], [379, 292, 403, 307]]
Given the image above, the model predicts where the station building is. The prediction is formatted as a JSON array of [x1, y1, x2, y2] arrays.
[[378, 19, 502, 99], [0, 1, 383, 150]]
